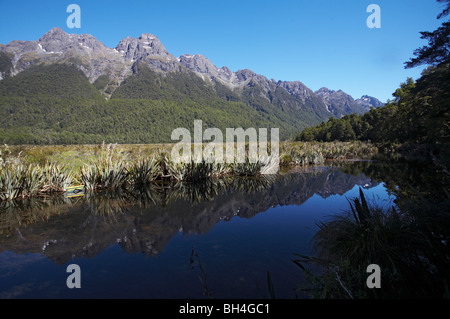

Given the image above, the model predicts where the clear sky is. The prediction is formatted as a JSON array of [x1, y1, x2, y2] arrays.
[[0, 0, 445, 102]]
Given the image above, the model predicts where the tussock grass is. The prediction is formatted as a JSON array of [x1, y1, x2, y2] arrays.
[[295, 188, 443, 299], [313, 188, 417, 266], [127, 157, 159, 187], [80, 143, 129, 190], [0, 163, 40, 201], [40, 162, 75, 193], [0, 141, 379, 201]]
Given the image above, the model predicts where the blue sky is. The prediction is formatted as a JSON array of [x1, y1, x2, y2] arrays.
[[0, 0, 445, 102]]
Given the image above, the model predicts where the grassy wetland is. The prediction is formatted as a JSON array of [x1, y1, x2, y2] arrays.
[[0, 141, 379, 201]]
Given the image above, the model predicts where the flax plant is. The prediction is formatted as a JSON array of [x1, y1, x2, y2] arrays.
[[80, 143, 129, 190], [127, 157, 159, 187], [40, 162, 75, 193], [0, 163, 42, 201]]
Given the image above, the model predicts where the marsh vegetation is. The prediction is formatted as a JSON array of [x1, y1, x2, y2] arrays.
[[0, 141, 379, 201]]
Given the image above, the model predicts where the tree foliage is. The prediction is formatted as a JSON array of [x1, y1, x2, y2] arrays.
[[405, 0, 450, 68], [297, 63, 450, 165], [0, 63, 311, 144]]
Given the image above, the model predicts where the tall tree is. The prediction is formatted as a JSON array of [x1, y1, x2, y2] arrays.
[[405, 0, 450, 68]]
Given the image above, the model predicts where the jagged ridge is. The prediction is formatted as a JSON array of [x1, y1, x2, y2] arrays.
[[0, 28, 384, 143]]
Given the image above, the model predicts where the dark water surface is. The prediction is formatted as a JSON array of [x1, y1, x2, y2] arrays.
[[0, 162, 432, 298]]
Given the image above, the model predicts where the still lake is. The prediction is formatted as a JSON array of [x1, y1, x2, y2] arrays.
[[0, 162, 397, 299]]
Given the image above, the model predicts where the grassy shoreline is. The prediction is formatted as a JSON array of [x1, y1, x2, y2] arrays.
[[0, 141, 379, 201]]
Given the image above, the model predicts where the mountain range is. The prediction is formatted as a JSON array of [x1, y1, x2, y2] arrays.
[[0, 28, 384, 144]]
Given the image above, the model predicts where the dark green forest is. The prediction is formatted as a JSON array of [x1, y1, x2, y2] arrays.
[[0, 61, 330, 144]]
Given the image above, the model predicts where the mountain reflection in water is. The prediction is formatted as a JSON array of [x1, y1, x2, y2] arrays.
[[0, 164, 390, 298], [0, 166, 378, 263]]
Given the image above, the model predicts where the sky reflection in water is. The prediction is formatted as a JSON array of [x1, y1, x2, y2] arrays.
[[0, 166, 395, 299]]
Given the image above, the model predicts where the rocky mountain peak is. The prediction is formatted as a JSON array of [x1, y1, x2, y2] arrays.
[[37, 27, 107, 54], [355, 95, 385, 109], [139, 33, 158, 40], [38, 27, 71, 52], [75, 33, 108, 52], [40, 27, 67, 39], [178, 54, 215, 73], [278, 80, 315, 101], [115, 34, 175, 62], [221, 66, 232, 74], [178, 54, 235, 84], [278, 80, 308, 91], [316, 87, 334, 94], [315, 87, 352, 99], [315, 87, 365, 116], [235, 69, 257, 82]]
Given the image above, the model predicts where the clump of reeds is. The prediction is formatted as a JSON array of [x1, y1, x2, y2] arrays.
[[175, 160, 216, 182], [80, 143, 129, 190], [295, 188, 433, 299], [313, 188, 415, 265], [0, 163, 42, 201], [231, 158, 262, 176], [262, 156, 279, 174], [0, 161, 77, 201], [153, 150, 178, 181], [40, 162, 75, 193], [127, 157, 159, 187]]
